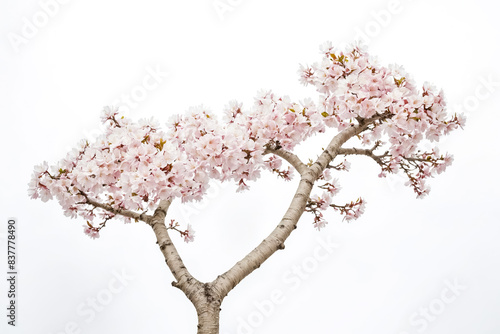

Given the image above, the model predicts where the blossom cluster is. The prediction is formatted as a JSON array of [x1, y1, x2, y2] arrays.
[[168, 220, 195, 243], [29, 42, 464, 238], [28, 99, 321, 238], [300, 42, 464, 199], [305, 168, 366, 230]]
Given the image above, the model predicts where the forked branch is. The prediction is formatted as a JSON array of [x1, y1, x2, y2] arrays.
[[337, 142, 389, 167]]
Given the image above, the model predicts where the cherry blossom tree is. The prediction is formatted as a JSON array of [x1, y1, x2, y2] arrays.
[[29, 42, 464, 334]]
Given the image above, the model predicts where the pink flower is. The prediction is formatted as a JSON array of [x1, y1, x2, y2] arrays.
[[321, 169, 332, 181], [313, 216, 327, 230], [100, 106, 120, 125], [83, 225, 100, 239], [184, 224, 195, 243], [319, 193, 332, 210], [236, 179, 250, 192]]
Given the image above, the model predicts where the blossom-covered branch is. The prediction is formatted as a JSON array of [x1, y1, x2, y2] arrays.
[[80, 191, 152, 223], [338, 145, 453, 197], [306, 195, 366, 229]]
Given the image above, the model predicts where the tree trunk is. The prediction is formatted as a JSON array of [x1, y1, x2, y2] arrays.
[[195, 299, 221, 334]]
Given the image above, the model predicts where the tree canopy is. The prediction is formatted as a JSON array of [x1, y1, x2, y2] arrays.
[[29, 42, 464, 240]]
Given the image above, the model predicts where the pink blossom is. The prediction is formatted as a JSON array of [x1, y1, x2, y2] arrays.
[[184, 224, 195, 243], [313, 216, 327, 230], [83, 225, 100, 239], [100, 106, 120, 124]]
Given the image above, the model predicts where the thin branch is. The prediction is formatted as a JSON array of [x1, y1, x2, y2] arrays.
[[338, 145, 439, 168], [405, 156, 434, 163], [79, 191, 152, 223], [337, 143, 389, 167]]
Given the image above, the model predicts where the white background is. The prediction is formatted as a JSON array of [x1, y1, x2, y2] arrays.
[[1, 0, 500, 333]]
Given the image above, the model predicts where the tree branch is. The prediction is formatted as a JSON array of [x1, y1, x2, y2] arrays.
[[337, 143, 389, 167], [213, 120, 372, 299], [263, 146, 308, 176], [148, 200, 223, 333], [148, 200, 200, 295], [79, 194, 201, 296], [309, 119, 379, 179], [79, 194, 200, 298], [79, 192, 152, 223]]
